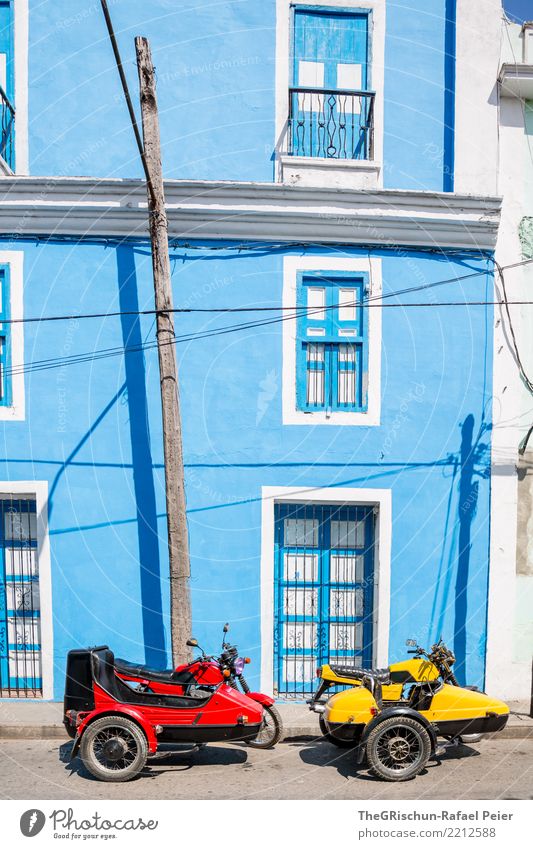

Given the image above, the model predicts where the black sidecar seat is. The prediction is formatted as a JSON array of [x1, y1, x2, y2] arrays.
[[329, 663, 391, 686], [114, 657, 194, 685], [92, 648, 212, 709]]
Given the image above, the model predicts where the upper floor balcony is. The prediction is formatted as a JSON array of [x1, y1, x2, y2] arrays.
[[281, 84, 378, 189], [0, 83, 15, 173], [288, 87, 375, 161]]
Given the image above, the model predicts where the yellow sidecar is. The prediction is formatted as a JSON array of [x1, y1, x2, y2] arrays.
[[309, 640, 509, 781]]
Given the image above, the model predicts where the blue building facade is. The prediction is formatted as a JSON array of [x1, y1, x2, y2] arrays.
[[0, 1, 501, 701]]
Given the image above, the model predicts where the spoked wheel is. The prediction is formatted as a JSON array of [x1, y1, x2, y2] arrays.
[[366, 717, 431, 782], [247, 705, 283, 749], [79, 716, 148, 782], [319, 715, 357, 748]]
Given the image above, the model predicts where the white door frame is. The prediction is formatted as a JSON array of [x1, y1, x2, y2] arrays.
[[260, 485, 392, 696]]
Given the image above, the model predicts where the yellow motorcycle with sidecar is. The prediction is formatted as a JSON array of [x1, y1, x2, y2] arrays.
[[308, 639, 509, 781]]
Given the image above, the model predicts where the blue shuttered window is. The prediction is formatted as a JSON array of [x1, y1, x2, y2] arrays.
[[274, 503, 375, 697], [0, 266, 11, 407], [296, 271, 368, 413]]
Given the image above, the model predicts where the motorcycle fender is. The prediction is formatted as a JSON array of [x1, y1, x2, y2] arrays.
[[70, 734, 81, 762], [74, 707, 159, 754], [355, 706, 438, 764], [246, 692, 275, 708]]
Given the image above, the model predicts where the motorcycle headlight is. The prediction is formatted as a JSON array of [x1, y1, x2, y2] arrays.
[[234, 657, 245, 675]]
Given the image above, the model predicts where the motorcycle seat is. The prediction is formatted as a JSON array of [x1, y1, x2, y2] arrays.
[[329, 663, 391, 686], [115, 658, 193, 685]]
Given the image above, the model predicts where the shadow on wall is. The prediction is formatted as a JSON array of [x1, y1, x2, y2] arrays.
[[45, 247, 167, 668], [117, 246, 166, 668], [454, 414, 490, 685], [429, 414, 491, 685]]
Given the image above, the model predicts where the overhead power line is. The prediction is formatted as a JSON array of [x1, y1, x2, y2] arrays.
[[1, 256, 532, 327], [4, 297, 533, 382]]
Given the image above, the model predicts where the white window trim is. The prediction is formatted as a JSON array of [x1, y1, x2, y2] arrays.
[[275, 0, 385, 184], [0, 481, 53, 700], [260, 485, 391, 697], [14, 0, 29, 174], [282, 254, 381, 425], [0, 250, 24, 421]]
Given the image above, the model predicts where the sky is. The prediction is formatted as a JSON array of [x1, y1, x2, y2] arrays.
[[503, 0, 533, 23]]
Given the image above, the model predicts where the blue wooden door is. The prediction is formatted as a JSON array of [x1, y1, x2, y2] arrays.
[[0, 499, 42, 696], [274, 503, 374, 697], [0, 1, 13, 100], [291, 9, 369, 158], [0, 1, 14, 167]]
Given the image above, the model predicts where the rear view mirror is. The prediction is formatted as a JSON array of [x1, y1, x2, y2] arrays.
[[223, 623, 229, 633], [405, 639, 417, 647], [186, 638, 198, 647]]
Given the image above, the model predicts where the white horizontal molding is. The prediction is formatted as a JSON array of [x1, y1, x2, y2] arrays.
[[499, 63, 533, 100], [0, 177, 501, 249]]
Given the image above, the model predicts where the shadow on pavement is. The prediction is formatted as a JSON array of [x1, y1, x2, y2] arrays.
[[296, 738, 481, 782], [59, 740, 248, 783]]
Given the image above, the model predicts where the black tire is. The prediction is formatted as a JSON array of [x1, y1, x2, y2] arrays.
[[79, 715, 148, 782], [319, 714, 357, 748], [366, 716, 431, 782], [247, 705, 283, 749]]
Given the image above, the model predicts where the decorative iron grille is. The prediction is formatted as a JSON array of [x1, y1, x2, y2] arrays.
[[274, 502, 375, 699], [0, 84, 15, 171], [288, 87, 374, 161], [0, 497, 41, 697]]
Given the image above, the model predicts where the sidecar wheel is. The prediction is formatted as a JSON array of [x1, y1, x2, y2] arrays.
[[247, 706, 283, 749], [366, 717, 431, 782], [319, 715, 357, 748], [80, 716, 148, 782]]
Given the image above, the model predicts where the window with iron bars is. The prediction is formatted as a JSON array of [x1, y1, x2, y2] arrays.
[[296, 271, 368, 414], [0, 497, 41, 697]]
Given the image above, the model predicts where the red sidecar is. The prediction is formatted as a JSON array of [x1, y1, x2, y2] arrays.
[[64, 646, 265, 782]]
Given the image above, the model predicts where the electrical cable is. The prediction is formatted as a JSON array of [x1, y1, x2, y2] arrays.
[[1, 256, 532, 327], [495, 261, 533, 454], [4, 296, 533, 381]]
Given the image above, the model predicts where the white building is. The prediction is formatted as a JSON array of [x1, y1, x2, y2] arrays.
[[487, 14, 533, 704]]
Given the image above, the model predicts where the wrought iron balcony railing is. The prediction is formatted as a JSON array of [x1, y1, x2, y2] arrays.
[[0, 84, 15, 171], [288, 87, 375, 161]]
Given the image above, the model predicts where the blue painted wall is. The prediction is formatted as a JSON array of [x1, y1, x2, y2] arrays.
[[0, 2, 492, 700], [27, 0, 455, 190], [0, 237, 493, 696]]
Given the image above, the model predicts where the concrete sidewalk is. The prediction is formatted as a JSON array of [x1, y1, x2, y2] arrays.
[[0, 700, 532, 740]]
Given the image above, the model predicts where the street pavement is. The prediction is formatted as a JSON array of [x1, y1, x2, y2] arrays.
[[0, 737, 532, 800]]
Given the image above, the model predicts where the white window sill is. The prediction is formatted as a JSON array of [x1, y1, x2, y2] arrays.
[[284, 409, 380, 427], [0, 404, 25, 421], [280, 154, 381, 189]]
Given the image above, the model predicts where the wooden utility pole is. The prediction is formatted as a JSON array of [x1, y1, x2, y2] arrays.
[[135, 36, 191, 664]]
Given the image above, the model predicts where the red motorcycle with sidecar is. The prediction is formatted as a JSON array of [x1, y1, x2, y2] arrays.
[[64, 625, 282, 782]]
